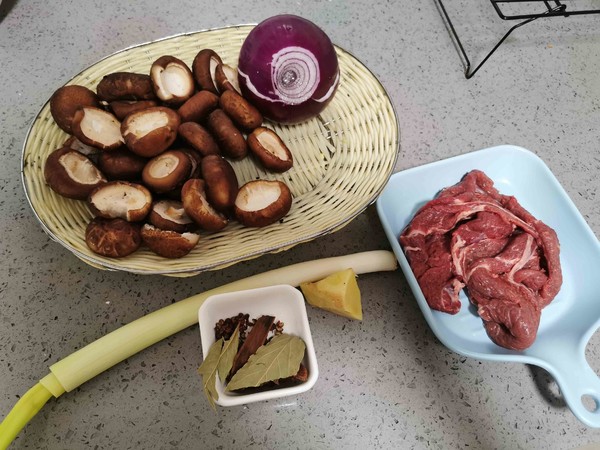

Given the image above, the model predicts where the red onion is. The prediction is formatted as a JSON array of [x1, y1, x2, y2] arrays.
[[238, 15, 340, 124]]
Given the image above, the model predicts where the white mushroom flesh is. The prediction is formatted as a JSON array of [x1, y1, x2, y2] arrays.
[[182, 232, 200, 245], [127, 110, 170, 137], [222, 64, 241, 94], [92, 184, 149, 218], [257, 131, 289, 160], [148, 154, 180, 178], [59, 152, 105, 184], [235, 182, 282, 212], [80, 109, 124, 147], [155, 200, 192, 224], [209, 56, 220, 91]]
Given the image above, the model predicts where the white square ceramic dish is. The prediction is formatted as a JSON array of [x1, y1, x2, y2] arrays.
[[198, 285, 318, 406], [376, 145, 600, 427]]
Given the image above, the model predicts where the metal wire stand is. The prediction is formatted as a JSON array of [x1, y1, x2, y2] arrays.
[[437, 0, 600, 79]]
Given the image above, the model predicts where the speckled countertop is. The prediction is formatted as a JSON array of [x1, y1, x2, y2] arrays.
[[1, 0, 600, 449]]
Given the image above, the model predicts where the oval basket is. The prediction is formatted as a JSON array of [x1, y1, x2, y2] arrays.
[[21, 25, 400, 276]]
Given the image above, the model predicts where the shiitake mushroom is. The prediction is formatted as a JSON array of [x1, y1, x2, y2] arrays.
[[177, 90, 219, 123], [192, 49, 222, 94], [178, 122, 220, 157], [71, 107, 124, 150], [150, 55, 195, 105], [85, 217, 142, 258], [148, 199, 195, 233], [247, 127, 294, 173], [219, 89, 263, 131], [121, 106, 180, 157], [44, 147, 106, 200], [200, 155, 238, 213], [140, 224, 199, 259], [142, 150, 192, 193], [181, 179, 228, 231], [88, 181, 152, 222], [50, 85, 101, 134], [234, 180, 292, 227], [96, 72, 156, 102]]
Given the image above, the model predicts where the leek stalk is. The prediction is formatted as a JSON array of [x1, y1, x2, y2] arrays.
[[0, 250, 397, 448]]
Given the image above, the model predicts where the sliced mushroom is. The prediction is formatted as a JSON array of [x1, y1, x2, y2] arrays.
[[149, 199, 195, 233], [192, 49, 222, 94], [44, 147, 107, 200], [206, 109, 248, 160], [178, 122, 220, 156], [150, 55, 195, 105], [234, 180, 293, 227], [214, 63, 241, 94], [96, 72, 156, 102], [142, 150, 192, 193], [219, 89, 263, 131], [181, 179, 228, 231], [50, 85, 101, 134], [109, 100, 158, 121], [201, 155, 238, 213], [71, 107, 124, 150], [97, 147, 147, 180], [177, 90, 219, 123], [88, 181, 152, 222], [140, 224, 200, 259], [121, 106, 180, 157], [85, 217, 142, 258], [247, 127, 294, 172]]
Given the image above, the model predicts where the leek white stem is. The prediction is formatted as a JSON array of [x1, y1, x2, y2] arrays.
[[0, 250, 397, 448]]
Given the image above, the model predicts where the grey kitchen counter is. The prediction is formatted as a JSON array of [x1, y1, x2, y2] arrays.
[[1, 0, 600, 449]]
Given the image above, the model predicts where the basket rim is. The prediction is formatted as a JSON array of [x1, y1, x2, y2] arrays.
[[20, 24, 401, 275]]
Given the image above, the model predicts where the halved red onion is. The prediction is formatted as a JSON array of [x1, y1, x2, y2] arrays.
[[238, 15, 340, 124]]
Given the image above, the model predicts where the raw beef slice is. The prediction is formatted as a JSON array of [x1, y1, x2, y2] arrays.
[[399, 170, 562, 350]]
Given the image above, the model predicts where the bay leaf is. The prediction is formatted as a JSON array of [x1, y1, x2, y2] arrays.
[[226, 334, 306, 391], [197, 338, 223, 410], [218, 324, 240, 382]]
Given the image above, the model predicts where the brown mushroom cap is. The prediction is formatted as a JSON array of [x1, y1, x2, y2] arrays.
[[142, 150, 192, 193], [109, 100, 158, 121], [219, 89, 263, 131], [247, 127, 294, 173], [177, 90, 219, 123], [96, 72, 156, 102], [178, 122, 220, 156], [181, 179, 228, 231], [88, 181, 152, 222], [214, 63, 241, 95], [201, 155, 238, 213], [149, 199, 195, 233], [85, 217, 142, 258], [50, 85, 101, 134], [206, 109, 248, 160], [234, 180, 293, 227], [141, 224, 199, 259], [44, 147, 107, 200], [97, 147, 148, 180], [192, 49, 222, 94], [150, 55, 195, 105], [71, 107, 124, 150], [121, 106, 180, 157]]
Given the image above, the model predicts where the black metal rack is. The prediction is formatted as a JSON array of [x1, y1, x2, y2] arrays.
[[437, 0, 600, 79]]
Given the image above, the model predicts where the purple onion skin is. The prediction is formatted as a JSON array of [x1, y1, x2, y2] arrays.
[[238, 15, 340, 124]]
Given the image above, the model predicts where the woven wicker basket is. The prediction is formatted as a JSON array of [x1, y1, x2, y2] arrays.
[[21, 25, 399, 276]]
